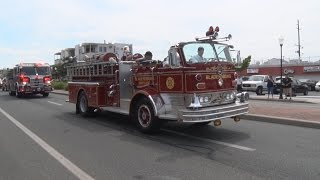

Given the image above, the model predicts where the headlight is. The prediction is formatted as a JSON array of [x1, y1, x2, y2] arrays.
[[218, 78, 224, 87], [230, 93, 235, 100]]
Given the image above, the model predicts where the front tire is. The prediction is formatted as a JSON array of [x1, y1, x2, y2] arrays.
[[304, 89, 308, 95], [134, 97, 161, 134], [16, 87, 22, 98], [256, 87, 263, 95], [43, 92, 49, 97]]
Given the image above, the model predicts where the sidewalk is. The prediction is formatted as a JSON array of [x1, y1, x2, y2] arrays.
[[53, 90, 320, 129], [249, 94, 320, 104]]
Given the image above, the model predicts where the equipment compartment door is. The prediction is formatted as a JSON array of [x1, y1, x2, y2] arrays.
[[119, 63, 134, 109]]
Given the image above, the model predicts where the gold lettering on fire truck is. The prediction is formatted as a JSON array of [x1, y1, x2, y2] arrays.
[[206, 74, 231, 80], [206, 66, 231, 71], [135, 76, 154, 86], [166, 77, 175, 90]]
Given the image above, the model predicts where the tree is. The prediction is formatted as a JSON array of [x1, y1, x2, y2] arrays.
[[51, 64, 67, 80], [235, 55, 251, 72]]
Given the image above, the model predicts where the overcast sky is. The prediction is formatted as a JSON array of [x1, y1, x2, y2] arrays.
[[0, 0, 319, 68]]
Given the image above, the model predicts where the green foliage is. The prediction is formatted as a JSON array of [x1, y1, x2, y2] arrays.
[[52, 81, 68, 90], [235, 55, 251, 72], [64, 84, 69, 91], [52, 64, 67, 80]]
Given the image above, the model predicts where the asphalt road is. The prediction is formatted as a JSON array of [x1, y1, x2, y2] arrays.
[[0, 91, 319, 180]]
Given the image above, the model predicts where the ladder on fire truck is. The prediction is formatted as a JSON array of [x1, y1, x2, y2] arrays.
[[67, 61, 118, 80]]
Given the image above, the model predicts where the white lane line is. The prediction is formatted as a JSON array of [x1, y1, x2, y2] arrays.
[[0, 107, 95, 180], [48, 101, 63, 106], [162, 129, 256, 152]]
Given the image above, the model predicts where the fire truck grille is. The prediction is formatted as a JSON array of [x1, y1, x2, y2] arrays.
[[181, 102, 249, 122], [30, 79, 44, 87]]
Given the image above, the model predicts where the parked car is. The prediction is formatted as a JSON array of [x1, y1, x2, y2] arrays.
[[274, 77, 308, 96], [315, 81, 320, 92], [299, 79, 317, 91], [242, 75, 269, 95], [241, 76, 250, 81]]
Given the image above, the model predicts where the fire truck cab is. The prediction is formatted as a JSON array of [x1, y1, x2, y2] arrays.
[[67, 32, 249, 133], [7, 63, 53, 98]]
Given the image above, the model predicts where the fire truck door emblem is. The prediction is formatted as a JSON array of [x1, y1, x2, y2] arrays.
[[166, 77, 175, 90]]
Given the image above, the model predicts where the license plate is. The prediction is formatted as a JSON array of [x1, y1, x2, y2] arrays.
[[37, 87, 41, 91]]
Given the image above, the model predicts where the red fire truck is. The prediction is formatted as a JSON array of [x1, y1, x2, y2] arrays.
[[7, 63, 53, 98], [67, 32, 249, 133]]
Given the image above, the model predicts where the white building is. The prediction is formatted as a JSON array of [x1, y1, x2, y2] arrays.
[[54, 48, 75, 65], [74, 42, 132, 62]]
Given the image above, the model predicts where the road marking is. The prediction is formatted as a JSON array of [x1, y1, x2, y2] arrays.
[[162, 129, 256, 152], [48, 101, 63, 106], [0, 107, 95, 180]]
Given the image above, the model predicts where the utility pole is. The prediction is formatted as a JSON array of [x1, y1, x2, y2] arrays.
[[296, 20, 302, 62]]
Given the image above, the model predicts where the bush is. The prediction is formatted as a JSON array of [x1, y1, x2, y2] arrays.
[[52, 81, 68, 90], [64, 84, 69, 91]]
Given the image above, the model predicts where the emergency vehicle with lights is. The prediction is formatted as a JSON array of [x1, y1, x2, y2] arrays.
[[66, 27, 249, 133], [7, 63, 53, 98]]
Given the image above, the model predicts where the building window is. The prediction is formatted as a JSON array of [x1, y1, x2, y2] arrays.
[[104, 47, 107, 52], [99, 47, 103, 52]]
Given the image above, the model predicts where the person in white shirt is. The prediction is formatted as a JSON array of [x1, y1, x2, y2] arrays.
[[190, 47, 206, 63]]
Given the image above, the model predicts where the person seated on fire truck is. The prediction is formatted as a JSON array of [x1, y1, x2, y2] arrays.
[[189, 47, 206, 63], [206, 26, 214, 36], [121, 46, 132, 61], [143, 51, 152, 60], [136, 51, 155, 65]]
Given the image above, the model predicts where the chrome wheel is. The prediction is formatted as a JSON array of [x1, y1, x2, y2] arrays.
[[79, 93, 88, 113], [138, 105, 151, 128]]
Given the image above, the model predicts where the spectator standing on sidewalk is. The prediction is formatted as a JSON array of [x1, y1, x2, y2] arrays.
[[282, 75, 292, 100], [236, 75, 242, 93], [267, 75, 275, 99]]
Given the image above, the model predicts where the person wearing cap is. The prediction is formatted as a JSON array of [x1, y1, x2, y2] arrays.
[[190, 47, 206, 63]]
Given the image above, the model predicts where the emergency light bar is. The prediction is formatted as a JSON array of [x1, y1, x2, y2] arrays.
[[17, 62, 50, 67], [196, 34, 232, 42]]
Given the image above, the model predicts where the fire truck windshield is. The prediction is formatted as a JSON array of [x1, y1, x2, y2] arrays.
[[184, 42, 232, 64], [21, 67, 50, 75]]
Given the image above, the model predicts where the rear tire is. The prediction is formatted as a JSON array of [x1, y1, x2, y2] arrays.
[[134, 97, 162, 134], [76, 91, 95, 117], [304, 89, 308, 95], [43, 92, 49, 97], [77, 91, 89, 116]]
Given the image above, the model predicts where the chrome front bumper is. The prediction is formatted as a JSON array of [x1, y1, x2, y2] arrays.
[[180, 102, 249, 122]]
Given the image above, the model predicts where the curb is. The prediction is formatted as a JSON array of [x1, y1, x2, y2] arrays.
[[242, 114, 320, 129], [51, 91, 68, 96], [249, 97, 316, 104]]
